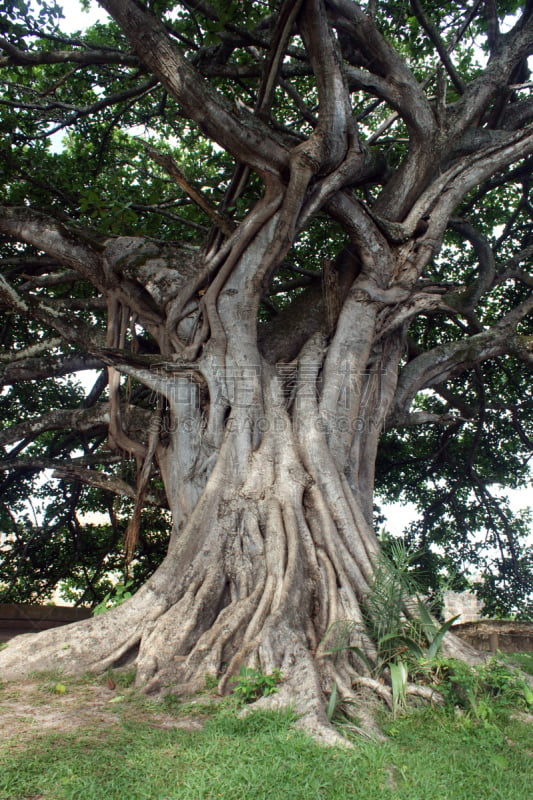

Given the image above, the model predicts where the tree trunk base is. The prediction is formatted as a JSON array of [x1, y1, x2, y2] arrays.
[[0, 419, 487, 743], [0, 581, 486, 745]]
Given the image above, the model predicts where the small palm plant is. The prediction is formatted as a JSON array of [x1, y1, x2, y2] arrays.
[[322, 542, 458, 717]]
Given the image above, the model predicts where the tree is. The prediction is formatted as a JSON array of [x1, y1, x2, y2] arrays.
[[0, 0, 532, 740]]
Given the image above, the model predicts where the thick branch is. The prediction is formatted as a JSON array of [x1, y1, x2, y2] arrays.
[[327, 0, 436, 139], [0, 38, 140, 68], [393, 300, 533, 415], [446, 218, 496, 309], [398, 125, 533, 280], [145, 145, 235, 236], [0, 353, 103, 385], [0, 272, 109, 353], [447, 11, 533, 138], [255, 0, 305, 115], [386, 410, 465, 429], [259, 245, 361, 362], [98, 0, 289, 177], [0, 207, 105, 286], [299, 0, 356, 171], [0, 456, 161, 505], [0, 405, 110, 447], [0, 337, 62, 363]]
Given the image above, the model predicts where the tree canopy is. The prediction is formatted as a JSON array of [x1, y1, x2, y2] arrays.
[[0, 0, 531, 618], [0, 0, 531, 633]]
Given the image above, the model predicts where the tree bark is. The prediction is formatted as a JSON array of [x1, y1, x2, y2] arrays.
[[0, 231, 481, 743]]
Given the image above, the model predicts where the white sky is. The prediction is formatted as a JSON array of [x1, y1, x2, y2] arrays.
[[382, 486, 533, 538], [56, 1, 108, 33]]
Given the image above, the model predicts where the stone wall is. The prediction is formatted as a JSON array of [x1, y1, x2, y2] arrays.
[[0, 604, 91, 642], [452, 620, 533, 653], [443, 590, 482, 623]]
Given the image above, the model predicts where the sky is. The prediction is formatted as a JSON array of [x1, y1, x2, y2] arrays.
[[56, 0, 108, 33]]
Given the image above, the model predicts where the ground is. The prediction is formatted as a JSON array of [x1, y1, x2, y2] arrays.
[[0, 670, 204, 753], [0, 666, 532, 800]]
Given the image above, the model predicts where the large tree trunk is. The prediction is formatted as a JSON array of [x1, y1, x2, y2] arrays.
[[1, 0, 532, 746], [0, 228, 478, 743], [0, 378, 383, 744]]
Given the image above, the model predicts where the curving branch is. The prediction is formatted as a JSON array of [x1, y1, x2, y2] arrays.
[[0, 337, 62, 363], [255, 0, 305, 116], [0, 79, 159, 140], [299, 0, 356, 170], [51, 465, 163, 507], [98, 0, 289, 177], [447, 10, 533, 138], [0, 353, 103, 385], [398, 124, 533, 282], [446, 218, 496, 310], [386, 410, 466, 429], [0, 271, 108, 353], [0, 209, 168, 332], [0, 37, 140, 68], [0, 405, 110, 447], [327, 0, 436, 140], [409, 0, 464, 94], [326, 1, 439, 219], [0, 455, 160, 505], [0, 207, 105, 286], [144, 145, 235, 236], [393, 297, 533, 416]]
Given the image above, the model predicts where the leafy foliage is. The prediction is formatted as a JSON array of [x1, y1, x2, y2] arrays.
[[414, 656, 533, 721], [230, 666, 283, 706], [92, 578, 134, 615]]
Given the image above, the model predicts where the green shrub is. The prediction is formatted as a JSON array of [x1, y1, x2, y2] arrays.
[[417, 657, 533, 720], [231, 666, 282, 705], [92, 580, 134, 615]]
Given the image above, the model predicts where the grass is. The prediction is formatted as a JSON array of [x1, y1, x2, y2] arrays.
[[506, 652, 533, 676], [0, 669, 531, 800]]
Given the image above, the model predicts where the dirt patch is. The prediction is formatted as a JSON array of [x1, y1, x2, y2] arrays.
[[0, 674, 204, 748]]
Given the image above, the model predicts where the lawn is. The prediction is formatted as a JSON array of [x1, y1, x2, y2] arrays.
[[0, 666, 531, 800]]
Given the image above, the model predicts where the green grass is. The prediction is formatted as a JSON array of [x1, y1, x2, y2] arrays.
[[0, 689, 532, 800], [506, 652, 533, 676]]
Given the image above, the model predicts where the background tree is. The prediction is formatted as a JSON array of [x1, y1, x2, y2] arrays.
[[0, 0, 531, 740]]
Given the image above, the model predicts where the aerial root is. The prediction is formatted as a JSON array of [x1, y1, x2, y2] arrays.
[[406, 683, 444, 704], [179, 587, 266, 687], [352, 675, 393, 709]]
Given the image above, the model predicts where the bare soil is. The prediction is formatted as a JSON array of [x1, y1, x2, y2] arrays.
[[0, 673, 204, 751]]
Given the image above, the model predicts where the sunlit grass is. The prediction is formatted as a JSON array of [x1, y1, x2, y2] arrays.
[[507, 652, 533, 676], [0, 676, 531, 800]]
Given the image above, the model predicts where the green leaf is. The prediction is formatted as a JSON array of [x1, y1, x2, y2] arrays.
[[426, 616, 461, 660], [390, 661, 408, 718], [378, 633, 425, 660], [326, 681, 338, 722]]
